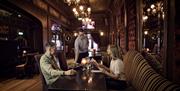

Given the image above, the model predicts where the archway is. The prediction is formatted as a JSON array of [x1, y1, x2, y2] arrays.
[[0, 1, 43, 79]]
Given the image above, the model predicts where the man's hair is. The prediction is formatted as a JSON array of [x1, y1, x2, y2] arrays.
[[77, 27, 84, 32], [79, 29, 84, 32], [45, 42, 56, 48]]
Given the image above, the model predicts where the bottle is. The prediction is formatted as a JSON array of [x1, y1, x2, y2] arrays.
[[100, 60, 103, 65]]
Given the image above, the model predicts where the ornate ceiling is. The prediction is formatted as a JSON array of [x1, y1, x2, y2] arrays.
[[89, 0, 112, 13]]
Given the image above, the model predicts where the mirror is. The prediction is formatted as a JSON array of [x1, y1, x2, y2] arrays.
[[142, 0, 165, 54]]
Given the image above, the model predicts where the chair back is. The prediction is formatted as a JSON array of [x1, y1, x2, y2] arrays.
[[57, 51, 68, 71], [34, 54, 48, 91], [124, 50, 180, 91]]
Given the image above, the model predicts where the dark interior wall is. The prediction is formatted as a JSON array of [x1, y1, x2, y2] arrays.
[[109, 0, 137, 52], [109, 0, 128, 53], [0, 40, 17, 77], [174, 0, 180, 83], [109, 0, 122, 45], [7, 0, 73, 50], [91, 12, 110, 48], [0, 1, 44, 77], [0, 1, 43, 53], [163, 0, 180, 83], [7, 0, 48, 48]]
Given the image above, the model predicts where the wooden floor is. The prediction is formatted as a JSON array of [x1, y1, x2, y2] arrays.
[[0, 75, 42, 91], [0, 59, 75, 91]]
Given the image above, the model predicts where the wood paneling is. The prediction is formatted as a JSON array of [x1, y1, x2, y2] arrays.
[[89, 0, 111, 12], [126, 0, 136, 50], [174, 0, 180, 83]]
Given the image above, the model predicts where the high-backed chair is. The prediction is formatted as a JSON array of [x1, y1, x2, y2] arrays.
[[124, 50, 180, 91], [57, 51, 68, 71], [16, 53, 36, 78], [34, 54, 48, 91]]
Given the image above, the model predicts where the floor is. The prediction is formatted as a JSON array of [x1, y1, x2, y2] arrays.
[[0, 75, 42, 91], [0, 59, 75, 91]]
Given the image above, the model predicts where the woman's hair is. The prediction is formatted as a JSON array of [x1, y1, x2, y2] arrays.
[[107, 45, 121, 59]]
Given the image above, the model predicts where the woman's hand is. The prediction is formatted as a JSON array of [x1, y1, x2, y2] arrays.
[[98, 67, 106, 73], [98, 64, 104, 68], [91, 59, 99, 67]]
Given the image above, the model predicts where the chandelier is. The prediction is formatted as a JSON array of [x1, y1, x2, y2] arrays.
[[64, 0, 80, 6], [64, 0, 94, 28], [143, 1, 164, 22], [72, 4, 91, 18], [81, 17, 93, 25]]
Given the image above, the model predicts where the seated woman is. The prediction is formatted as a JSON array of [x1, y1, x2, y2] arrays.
[[92, 45, 127, 90]]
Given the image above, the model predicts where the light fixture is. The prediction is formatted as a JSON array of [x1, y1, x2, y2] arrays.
[[72, 5, 91, 18], [18, 14, 21, 18], [100, 32, 104, 36], [143, 15, 148, 21], [82, 17, 93, 26], [64, 0, 80, 6], [79, 5, 84, 11], [18, 31, 23, 36], [72, 8, 76, 12], [74, 32, 78, 36], [23, 50, 27, 54], [152, 9, 156, 14], [146, 48, 150, 52], [151, 4, 155, 9], [64, 0, 93, 28], [147, 8, 151, 12], [145, 2, 164, 17], [162, 12, 164, 19], [87, 7, 91, 12], [78, 17, 83, 20], [144, 31, 148, 35]]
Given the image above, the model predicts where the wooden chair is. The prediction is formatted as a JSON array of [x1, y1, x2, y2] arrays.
[[16, 55, 31, 78], [34, 54, 48, 91], [16, 52, 39, 78], [16, 59, 27, 78]]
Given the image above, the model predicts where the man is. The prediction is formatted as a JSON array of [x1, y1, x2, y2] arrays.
[[74, 29, 89, 63], [40, 42, 76, 85]]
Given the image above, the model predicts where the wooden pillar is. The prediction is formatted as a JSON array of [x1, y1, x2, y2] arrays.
[[136, 0, 143, 51], [124, 0, 128, 51], [165, 0, 175, 80]]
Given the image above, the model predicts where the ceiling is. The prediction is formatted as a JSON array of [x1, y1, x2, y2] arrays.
[[89, 0, 112, 13], [50, 0, 113, 20], [62, 0, 112, 14]]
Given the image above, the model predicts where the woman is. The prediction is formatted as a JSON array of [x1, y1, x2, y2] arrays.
[[92, 45, 127, 90]]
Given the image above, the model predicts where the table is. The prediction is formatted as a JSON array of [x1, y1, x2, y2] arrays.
[[48, 69, 107, 91]]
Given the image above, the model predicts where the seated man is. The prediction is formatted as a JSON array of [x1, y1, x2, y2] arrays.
[[92, 45, 127, 90], [40, 42, 76, 85]]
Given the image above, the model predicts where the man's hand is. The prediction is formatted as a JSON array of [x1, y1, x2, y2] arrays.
[[64, 69, 76, 75]]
